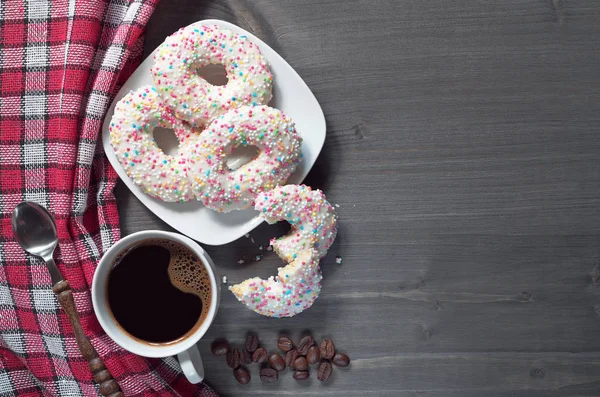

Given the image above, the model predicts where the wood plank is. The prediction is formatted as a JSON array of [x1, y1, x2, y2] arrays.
[[115, 0, 600, 395], [201, 352, 600, 396]]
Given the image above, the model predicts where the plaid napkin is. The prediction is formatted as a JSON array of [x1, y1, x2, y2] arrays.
[[0, 1, 218, 395]]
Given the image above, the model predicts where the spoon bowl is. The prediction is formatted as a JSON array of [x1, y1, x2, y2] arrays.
[[12, 201, 58, 259], [12, 201, 61, 283]]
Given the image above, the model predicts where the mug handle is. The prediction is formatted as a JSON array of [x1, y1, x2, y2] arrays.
[[177, 344, 204, 384]]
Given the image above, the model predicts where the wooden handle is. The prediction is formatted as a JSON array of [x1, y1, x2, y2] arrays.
[[53, 280, 124, 397]]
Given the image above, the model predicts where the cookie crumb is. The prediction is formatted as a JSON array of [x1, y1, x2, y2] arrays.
[[250, 237, 255, 243], [335, 256, 343, 265], [335, 204, 340, 208], [222, 276, 228, 284], [244, 233, 250, 238], [255, 255, 262, 261], [258, 245, 264, 251], [237, 259, 245, 265], [266, 246, 273, 252]]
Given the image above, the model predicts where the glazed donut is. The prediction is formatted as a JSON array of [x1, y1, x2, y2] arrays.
[[151, 23, 273, 127], [186, 105, 303, 212], [229, 249, 322, 317], [109, 85, 194, 202], [255, 184, 338, 262]]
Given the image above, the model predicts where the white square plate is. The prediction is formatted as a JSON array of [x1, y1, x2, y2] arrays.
[[102, 19, 326, 245]]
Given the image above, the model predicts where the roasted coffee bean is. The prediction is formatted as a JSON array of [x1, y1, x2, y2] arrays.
[[307, 345, 320, 364], [320, 339, 335, 359], [332, 352, 350, 367], [227, 349, 240, 369], [293, 356, 308, 371], [268, 353, 286, 371], [233, 366, 251, 384], [298, 335, 315, 355], [293, 370, 310, 380], [285, 349, 299, 368], [277, 336, 294, 352], [211, 339, 229, 356], [245, 335, 259, 353], [252, 347, 268, 364], [241, 348, 252, 365], [260, 367, 278, 383], [317, 360, 333, 381]]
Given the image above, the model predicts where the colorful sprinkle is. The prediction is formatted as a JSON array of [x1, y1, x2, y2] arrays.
[[151, 24, 273, 126], [108, 85, 194, 202], [229, 249, 322, 317], [186, 106, 302, 213], [255, 185, 338, 262]]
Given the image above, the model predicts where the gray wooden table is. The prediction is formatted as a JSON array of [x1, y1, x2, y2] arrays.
[[115, 1, 600, 395]]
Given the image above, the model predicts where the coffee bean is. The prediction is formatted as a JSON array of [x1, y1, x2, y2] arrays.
[[252, 347, 268, 364], [277, 336, 294, 352], [241, 348, 252, 365], [259, 367, 278, 383], [234, 366, 251, 384], [298, 335, 315, 355], [285, 349, 299, 367], [307, 345, 320, 364], [293, 356, 308, 371], [320, 339, 335, 359], [293, 370, 310, 380], [211, 339, 229, 356], [245, 335, 259, 353], [268, 353, 286, 371], [227, 348, 240, 369], [317, 360, 333, 381], [332, 352, 350, 367]]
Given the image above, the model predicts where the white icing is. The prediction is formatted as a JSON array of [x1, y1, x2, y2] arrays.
[[185, 106, 303, 212], [109, 86, 194, 202], [255, 184, 338, 262], [229, 249, 322, 317], [151, 23, 273, 127]]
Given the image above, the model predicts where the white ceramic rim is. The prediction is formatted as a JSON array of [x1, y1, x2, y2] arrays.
[[91, 230, 220, 358], [100, 18, 327, 246]]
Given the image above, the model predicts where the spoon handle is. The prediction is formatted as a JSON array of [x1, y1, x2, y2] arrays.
[[53, 280, 124, 397]]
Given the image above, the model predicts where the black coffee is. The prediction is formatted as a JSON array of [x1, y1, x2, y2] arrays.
[[107, 239, 212, 344]]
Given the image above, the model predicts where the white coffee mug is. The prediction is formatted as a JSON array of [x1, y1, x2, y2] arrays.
[[92, 230, 220, 384]]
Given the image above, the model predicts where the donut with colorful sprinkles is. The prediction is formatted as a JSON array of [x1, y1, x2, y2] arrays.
[[151, 23, 273, 127], [109, 85, 194, 202], [255, 184, 338, 262], [229, 249, 322, 317], [186, 105, 303, 212]]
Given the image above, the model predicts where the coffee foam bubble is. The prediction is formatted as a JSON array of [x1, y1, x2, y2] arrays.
[[135, 239, 212, 315]]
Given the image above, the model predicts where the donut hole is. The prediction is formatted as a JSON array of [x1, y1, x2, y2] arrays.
[[227, 145, 260, 170], [153, 127, 180, 156], [195, 64, 228, 86]]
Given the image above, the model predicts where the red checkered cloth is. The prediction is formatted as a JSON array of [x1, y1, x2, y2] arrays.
[[0, 1, 218, 396]]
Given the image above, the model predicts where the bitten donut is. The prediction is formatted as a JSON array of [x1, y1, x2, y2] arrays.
[[229, 249, 322, 317], [109, 85, 194, 202], [151, 23, 273, 127], [255, 184, 338, 262], [186, 105, 303, 212]]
